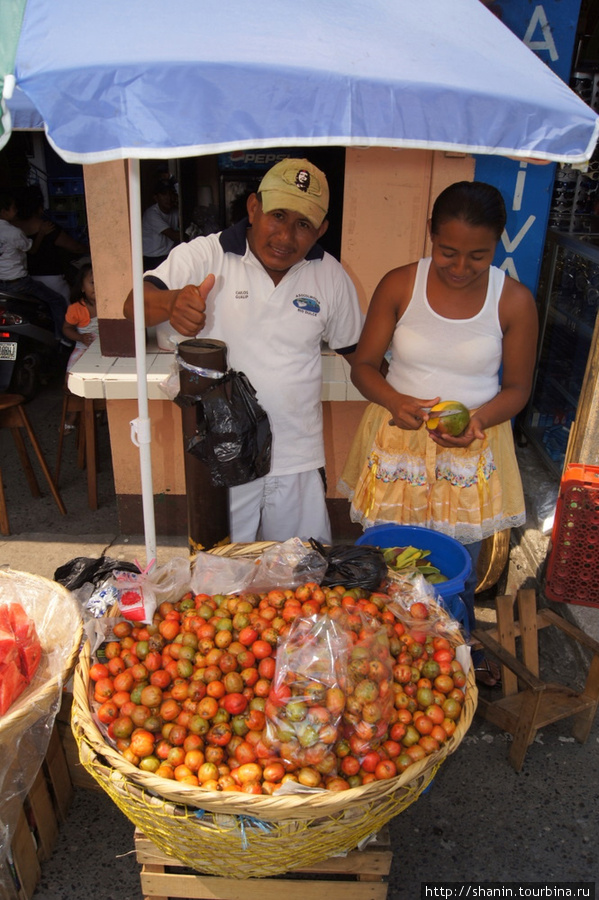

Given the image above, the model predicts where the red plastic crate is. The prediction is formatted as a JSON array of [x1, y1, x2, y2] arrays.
[[545, 464, 599, 607]]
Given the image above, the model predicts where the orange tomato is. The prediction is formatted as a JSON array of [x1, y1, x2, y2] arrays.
[[89, 662, 110, 681], [113, 621, 133, 639], [97, 700, 119, 724], [129, 729, 155, 758]]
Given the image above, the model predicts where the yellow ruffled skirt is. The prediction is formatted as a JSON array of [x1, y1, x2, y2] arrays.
[[338, 403, 525, 545]]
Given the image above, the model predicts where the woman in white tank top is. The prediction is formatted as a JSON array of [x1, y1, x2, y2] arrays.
[[339, 182, 538, 687]]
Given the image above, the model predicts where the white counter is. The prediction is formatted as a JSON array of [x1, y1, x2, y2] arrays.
[[67, 340, 366, 402]]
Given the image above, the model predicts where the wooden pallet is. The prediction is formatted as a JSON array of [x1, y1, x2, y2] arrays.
[[135, 827, 392, 900], [3, 724, 74, 900]]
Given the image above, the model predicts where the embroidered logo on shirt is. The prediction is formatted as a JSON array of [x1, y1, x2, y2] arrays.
[[235, 290, 249, 300], [293, 295, 320, 316]]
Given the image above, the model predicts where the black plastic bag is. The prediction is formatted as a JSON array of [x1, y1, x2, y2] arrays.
[[309, 540, 388, 591], [54, 556, 139, 591], [182, 369, 272, 488]]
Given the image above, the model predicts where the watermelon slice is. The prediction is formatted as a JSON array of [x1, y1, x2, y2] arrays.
[[6, 602, 42, 680], [0, 602, 43, 715], [0, 658, 28, 716], [0, 623, 18, 668]]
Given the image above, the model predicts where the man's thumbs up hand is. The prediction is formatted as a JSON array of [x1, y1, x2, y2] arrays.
[[169, 274, 215, 336]]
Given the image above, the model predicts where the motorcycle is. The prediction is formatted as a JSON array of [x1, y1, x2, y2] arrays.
[[0, 288, 67, 400]]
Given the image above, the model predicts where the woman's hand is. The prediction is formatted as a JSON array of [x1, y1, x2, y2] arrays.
[[82, 333, 96, 347], [427, 414, 486, 448], [389, 395, 441, 430]]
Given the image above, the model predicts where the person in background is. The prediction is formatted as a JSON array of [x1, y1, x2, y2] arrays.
[[142, 179, 180, 270], [124, 158, 363, 544], [61, 262, 98, 432], [0, 189, 68, 340], [14, 184, 88, 307], [62, 262, 98, 370], [339, 181, 538, 687]]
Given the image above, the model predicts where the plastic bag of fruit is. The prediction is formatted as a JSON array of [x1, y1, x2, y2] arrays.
[[386, 574, 471, 677], [339, 609, 395, 761], [386, 572, 464, 641], [264, 613, 352, 772], [0, 570, 81, 884]]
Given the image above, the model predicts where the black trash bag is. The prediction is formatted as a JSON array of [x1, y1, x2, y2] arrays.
[[54, 556, 139, 591], [181, 369, 272, 488], [309, 540, 388, 591]]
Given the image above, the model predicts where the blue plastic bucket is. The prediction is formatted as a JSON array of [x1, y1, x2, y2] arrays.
[[355, 524, 472, 631]]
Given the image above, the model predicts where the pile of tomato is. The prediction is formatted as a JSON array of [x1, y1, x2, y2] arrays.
[[89, 583, 467, 794]]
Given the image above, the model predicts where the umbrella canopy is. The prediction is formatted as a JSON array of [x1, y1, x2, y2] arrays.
[[2, 0, 598, 562], [2, 0, 598, 164]]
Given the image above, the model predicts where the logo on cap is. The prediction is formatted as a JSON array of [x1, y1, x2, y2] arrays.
[[295, 170, 311, 193]]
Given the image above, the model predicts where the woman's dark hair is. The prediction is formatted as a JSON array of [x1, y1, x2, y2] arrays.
[[69, 262, 92, 305], [430, 181, 507, 241]]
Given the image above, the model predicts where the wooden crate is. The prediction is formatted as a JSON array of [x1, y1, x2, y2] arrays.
[[135, 827, 392, 900], [2, 724, 74, 900]]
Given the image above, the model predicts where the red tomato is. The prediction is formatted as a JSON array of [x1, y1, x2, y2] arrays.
[[89, 662, 110, 682], [375, 759, 397, 780], [222, 692, 248, 715], [360, 751, 381, 773], [251, 640, 272, 660], [97, 700, 118, 724]]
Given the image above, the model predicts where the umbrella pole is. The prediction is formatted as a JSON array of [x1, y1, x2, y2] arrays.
[[127, 158, 157, 565]]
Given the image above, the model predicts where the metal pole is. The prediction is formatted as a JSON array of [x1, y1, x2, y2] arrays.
[[127, 158, 157, 565], [177, 339, 230, 553]]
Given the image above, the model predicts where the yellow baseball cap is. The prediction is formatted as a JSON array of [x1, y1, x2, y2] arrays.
[[258, 158, 329, 228]]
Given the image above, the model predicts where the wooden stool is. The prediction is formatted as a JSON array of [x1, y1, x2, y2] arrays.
[[473, 588, 599, 772], [0, 393, 67, 536], [55, 389, 106, 511]]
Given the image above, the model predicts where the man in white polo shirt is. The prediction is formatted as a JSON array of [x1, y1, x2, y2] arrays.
[[124, 158, 363, 544]]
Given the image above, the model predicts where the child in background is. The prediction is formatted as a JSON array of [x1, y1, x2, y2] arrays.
[[61, 263, 98, 432], [62, 262, 98, 369]]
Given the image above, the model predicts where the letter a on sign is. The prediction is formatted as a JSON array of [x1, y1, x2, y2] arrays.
[[523, 5, 559, 62]]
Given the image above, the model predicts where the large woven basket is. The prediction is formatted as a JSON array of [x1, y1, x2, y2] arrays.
[[0, 568, 83, 743], [71, 543, 477, 878]]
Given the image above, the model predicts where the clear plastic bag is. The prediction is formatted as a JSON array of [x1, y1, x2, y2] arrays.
[[0, 570, 81, 891], [341, 610, 394, 758], [386, 572, 464, 644], [147, 556, 191, 605], [190, 552, 257, 596], [248, 538, 327, 593], [386, 574, 471, 673], [158, 359, 181, 401], [103, 569, 158, 625], [190, 539, 327, 596], [264, 613, 352, 773]]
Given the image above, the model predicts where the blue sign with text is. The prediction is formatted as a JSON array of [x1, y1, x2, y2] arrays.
[[474, 1, 582, 294]]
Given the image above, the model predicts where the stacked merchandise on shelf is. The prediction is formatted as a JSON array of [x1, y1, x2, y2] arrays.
[[548, 71, 599, 234], [523, 232, 599, 473]]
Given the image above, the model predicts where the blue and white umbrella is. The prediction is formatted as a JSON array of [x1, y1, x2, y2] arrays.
[[2, 0, 598, 559], [2, 0, 598, 163]]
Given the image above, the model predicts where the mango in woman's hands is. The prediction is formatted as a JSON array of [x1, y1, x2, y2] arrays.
[[425, 401, 470, 437]]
